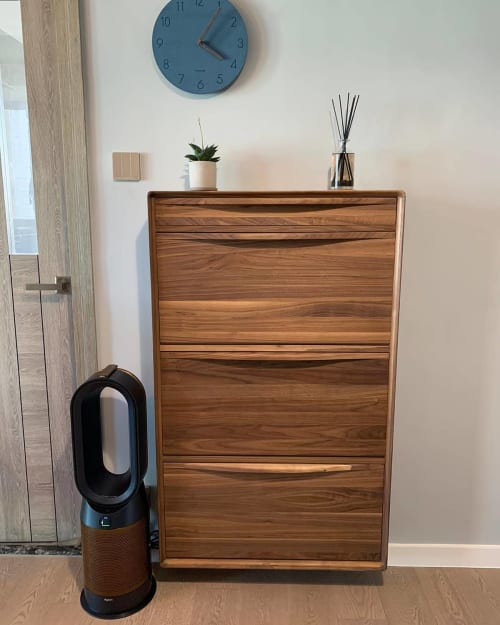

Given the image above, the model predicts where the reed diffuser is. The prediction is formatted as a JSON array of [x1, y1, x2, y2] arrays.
[[330, 93, 359, 188]]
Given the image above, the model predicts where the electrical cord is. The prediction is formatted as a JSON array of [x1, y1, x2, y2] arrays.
[[149, 529, 159, 550]]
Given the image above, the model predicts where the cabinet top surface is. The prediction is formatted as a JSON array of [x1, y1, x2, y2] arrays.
[[149, 190, 405, 200]]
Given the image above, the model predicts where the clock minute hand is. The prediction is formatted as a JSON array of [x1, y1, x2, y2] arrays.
[[197, 6, 221, 45], [199, 40, 224, 61]]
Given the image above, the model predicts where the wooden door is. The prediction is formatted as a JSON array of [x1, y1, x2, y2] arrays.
[[0, 0, 96, 543]]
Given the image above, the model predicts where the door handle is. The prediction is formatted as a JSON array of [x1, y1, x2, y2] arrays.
[[26, 276, 71, 294]]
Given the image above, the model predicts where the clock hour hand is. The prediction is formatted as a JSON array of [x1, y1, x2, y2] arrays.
[[199, 40, 224, 61], [197, 6, 221, 45]]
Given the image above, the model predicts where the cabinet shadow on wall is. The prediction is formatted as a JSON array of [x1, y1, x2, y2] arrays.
[[136, 221, 158, 527]]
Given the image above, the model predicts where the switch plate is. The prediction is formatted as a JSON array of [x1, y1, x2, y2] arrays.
[[113, 152, 141, 181]]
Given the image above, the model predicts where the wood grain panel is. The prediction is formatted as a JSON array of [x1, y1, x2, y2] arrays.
[[161, 353, 389, 456], [167, 538, 382, 562], [381, 193, 405, 565], [162, 558, 385, 570], [157, 235, 395, 344], [157, 235, 395, 300], [160, 300, 392, 344], [21, 0, 80, 541], [150, 191, 397, 232], [10, 256, 56, 541], [163, 462, 383, 562], [0, 160, 30, 542], [55, 0, 97, 386], [160, 343, 390, 353], [165, 455, 385, 464]]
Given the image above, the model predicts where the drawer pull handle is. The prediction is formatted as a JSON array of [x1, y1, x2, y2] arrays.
[[186, 463, 353, 475], [199, 236, 349, 245]]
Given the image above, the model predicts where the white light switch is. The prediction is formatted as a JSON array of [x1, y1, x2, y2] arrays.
[[113, 152, 141, 181]]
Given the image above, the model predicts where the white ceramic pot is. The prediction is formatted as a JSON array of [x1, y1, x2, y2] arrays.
[[188, 161, 217, 191]]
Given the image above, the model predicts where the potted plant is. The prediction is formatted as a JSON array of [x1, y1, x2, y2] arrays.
[[185, 119, 220, 190]]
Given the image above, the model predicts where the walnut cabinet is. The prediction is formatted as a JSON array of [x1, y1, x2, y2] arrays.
[[148, 191, 405, 570]]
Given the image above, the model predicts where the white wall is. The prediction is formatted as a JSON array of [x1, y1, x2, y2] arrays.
[[81, 0, 500, 545]]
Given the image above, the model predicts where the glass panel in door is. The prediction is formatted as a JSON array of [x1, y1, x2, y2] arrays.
[[0, 0, 37, 254]]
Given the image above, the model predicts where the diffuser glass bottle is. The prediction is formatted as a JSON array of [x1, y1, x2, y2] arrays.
[[329, 94, 359, 189], [331, 139, 355, 189]]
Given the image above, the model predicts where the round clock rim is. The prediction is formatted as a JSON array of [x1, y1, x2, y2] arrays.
[[152, 0, 248, 95]]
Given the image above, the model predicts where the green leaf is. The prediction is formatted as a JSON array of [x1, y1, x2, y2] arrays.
[[186, 142, 220, 162], [203, 145, 217, 159]]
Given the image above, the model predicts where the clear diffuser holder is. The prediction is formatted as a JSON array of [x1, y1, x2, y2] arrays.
[[330, 139, 354, 189], [329, 94, 359, 190]]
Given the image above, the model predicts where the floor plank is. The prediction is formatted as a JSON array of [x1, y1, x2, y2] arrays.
[[445, 568, 500, 625], [1, 557, 500, 625], [415, 568, 479, 625], [328, 572, 387, 623], [377, 567, 438, 625]]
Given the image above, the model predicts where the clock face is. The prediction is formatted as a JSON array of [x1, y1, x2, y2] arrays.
[[152, 0, 248, 94]]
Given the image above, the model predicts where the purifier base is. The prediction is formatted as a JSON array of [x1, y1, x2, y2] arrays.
[[80, 577, 156, 620]]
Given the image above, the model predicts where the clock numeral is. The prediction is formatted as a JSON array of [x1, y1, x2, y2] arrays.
[[230, 59, 237, 69], [237, 38, 244, 48], [161, 16, 171, 27], [216, 73, 224, 85], [163, 58, 170, 70], [178, 73, 185, 84], [197, 79, 205, 90], [156, 37, 164, 48], [176, 1, 184, 11], [231, 16, 237, 27], [195, 0, 205, 6]]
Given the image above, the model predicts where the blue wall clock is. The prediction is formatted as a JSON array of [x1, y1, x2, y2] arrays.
[[152, 0, 248, 95]]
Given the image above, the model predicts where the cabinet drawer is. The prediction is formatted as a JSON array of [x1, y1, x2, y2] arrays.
[[156, 234, 395, 344], [163, 461, 384, 562], [152, 193, 397, 232], [161, 352, 389, 457]]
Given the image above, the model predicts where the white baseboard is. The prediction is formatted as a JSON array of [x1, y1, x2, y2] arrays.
[[388, 543, 500, 568]]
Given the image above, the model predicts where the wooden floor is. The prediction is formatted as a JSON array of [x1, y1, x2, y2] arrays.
[[1, 556, 500, 624]]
